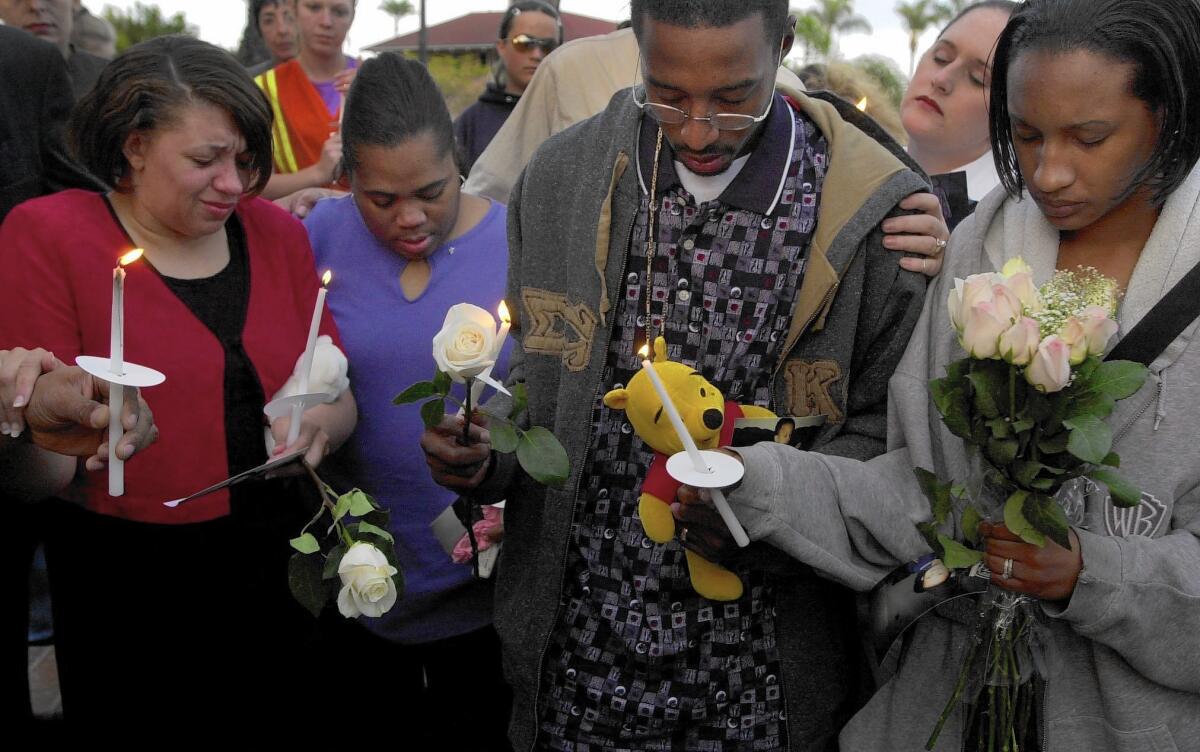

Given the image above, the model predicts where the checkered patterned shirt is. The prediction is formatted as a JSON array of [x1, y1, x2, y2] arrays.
[[538, 96, 830, 751]]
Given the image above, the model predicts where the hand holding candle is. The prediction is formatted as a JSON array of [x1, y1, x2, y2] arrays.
[[638, 344, 750, 548]]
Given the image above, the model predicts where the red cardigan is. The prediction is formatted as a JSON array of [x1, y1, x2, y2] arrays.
[[0, 190, 340, 523]]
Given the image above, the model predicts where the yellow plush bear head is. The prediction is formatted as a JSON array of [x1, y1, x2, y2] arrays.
[[603, 337, 727, 455]]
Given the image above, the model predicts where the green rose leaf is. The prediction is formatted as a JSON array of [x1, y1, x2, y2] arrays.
[[1013, 460, 1048, 487], [289, 532, 320, 555], [1066, 389, 1116, 422], [1037, 431, 1070, 456], [288, 552, 329, 618], [322, 542, 347, 579], [966, 365, 1006, 420], [936, 534, 984, 569], [961, 505, 983, 545], [345, 489, 375, 517], [510, 382, 529, 421], [918, 521, 943, 555], [332, 492, 352, 523], [355, 520, 394, 543], [930, 379, 971, 439], [420, 397, 446, 429], [1101, 452, 1120, 468], [1090, 467, 1142, 508], [1003, 490, 1046, 547], [944, 357, 970, 383], [986, 417, 1012, 439], [986, 437, 1019, 467], [1063, 413, 1112, 464], [433, 369, 452, 396], [1011, 417, 1035, 434], [1022, 492, 1071, 549], [516, 426, 570, 487], [490, 420, 520, 453], [1091, 360, 1149, 400], [913, 467, 953, 525], [393, 381, 437, 405]]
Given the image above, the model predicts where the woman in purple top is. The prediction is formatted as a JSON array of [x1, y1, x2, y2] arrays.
[[304, 54, 513, 750]]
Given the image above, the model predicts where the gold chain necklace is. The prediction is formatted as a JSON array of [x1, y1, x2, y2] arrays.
[[644, 126, 665, 354]]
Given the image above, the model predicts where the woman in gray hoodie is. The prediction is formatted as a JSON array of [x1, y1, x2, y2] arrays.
[[714, 0, 1200, 748]]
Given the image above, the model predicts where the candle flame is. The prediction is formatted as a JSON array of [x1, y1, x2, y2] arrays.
[[498, 300, 511, 324], [638, 343, 650, 359], [856, 96, 868, 111], [119, 248, 144, 267], [321, 269, 332, 286]]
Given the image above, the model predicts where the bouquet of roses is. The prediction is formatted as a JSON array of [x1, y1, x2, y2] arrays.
[[917, 258, 1148, 751]]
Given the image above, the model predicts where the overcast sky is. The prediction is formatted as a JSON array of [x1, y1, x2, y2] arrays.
[[91, 0, 941, 75]]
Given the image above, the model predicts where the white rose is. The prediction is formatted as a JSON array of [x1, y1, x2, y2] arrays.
[[431, 303, 498, 383], [998, 317, 1041, 366], [336, 542, 399, 618], [1025, 335, 1072, 393]]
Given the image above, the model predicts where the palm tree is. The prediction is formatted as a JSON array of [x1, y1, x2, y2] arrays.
[[936, 0, 975, 22], [379, 0, 414, 37], [896, 0, 944, 75], [806, 0, 873, 56], [794, 11, 832, 62]]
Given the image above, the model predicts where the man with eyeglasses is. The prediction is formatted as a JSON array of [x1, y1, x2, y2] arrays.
[[423, 1, 936, 749]]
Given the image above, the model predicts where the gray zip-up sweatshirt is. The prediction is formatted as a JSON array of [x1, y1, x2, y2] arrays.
[[476, 88, 930, 750], [728, 166, 1200, 751]]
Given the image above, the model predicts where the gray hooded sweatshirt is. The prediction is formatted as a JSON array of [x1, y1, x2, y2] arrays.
[[727, 164, 1200, 751]]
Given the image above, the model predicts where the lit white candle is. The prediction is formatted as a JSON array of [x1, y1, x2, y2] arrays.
[[639, 344, 750, 547], [289, 270, 331, 447], [108, 248, 143, 497], [640, 346, 708, 471]]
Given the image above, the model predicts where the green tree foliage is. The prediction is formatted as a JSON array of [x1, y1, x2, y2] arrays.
[[103, 2, 196, 53], [804, 0, 873, 55], [793, 11, 832, 62], [380, 0, 415, 36], [896, 0, 944, 75], [853, 54, 908, 110]]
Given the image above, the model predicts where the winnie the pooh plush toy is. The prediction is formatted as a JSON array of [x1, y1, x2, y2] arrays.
[[603, 337, 775, 601]]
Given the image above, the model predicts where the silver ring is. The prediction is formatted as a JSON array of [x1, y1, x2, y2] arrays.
[[679, 527, 689, 546], [933, 237, 948, 254], [921, 258, 929, 274], [1002, 558, 1014, 580]]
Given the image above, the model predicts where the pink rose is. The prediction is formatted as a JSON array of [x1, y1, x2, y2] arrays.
[[1079, 305, 1119, 357], [998, 317, 1041, 366], [960, 300, 1010, 359], [1025, 335, 1072, 393]]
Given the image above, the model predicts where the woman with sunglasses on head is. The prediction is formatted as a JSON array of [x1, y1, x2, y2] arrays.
[[455, 0, 562, 177], [305, 53, 513, 750]]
